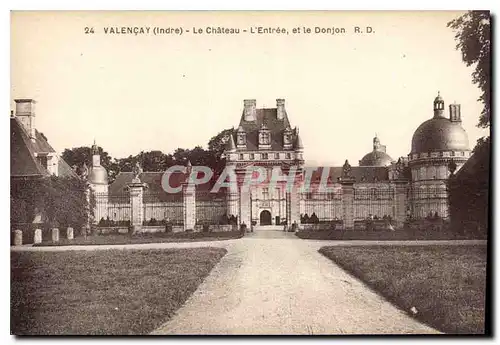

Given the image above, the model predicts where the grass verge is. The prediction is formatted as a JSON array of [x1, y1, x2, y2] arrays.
[[34, 230, 243, 247], [319, 245, 487, 334], [11, 248, 226, 335], [297, 229, 487, 241]]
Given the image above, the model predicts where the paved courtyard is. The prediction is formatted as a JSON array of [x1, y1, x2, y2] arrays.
[[13, 232, 486, 335]]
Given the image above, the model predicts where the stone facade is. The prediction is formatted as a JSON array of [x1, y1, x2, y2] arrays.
[[88, 95, 471, 232]]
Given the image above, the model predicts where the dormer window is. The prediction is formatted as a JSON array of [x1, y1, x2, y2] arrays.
[[37, 155, 48, 169], [283, 126, 293, 149], [260, 132, 270, 144], [237, 133, 245, 145], [258, 123, 271, 149], [236, 126, 246, 148]]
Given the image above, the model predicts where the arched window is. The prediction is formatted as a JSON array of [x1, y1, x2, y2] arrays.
[[428, 166, 436, 180], [419, 167, 426, 180]]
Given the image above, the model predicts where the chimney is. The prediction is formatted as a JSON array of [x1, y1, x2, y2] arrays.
[[15, 99, 36, 140], [243, 99, 256, 121], [276, 98, 286, 120], [449, 103, 461, 122]]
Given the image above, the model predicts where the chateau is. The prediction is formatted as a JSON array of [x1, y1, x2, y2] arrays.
[[85, 93, 471, 231]]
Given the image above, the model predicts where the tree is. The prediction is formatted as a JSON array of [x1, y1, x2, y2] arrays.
[[138, 150, 167, 172], [60, 128, 235, 183], [448, 11, 491, 237], [448, 11, 491, 129], [62, 146, 113, 173], [114, 155, 135, 172], [207, 128, 233, 176], [208, 128, 233, 158]]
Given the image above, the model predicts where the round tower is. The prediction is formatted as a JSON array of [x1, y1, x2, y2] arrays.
[[88, 140, 109, 193], [408, 92, 471, 219], [88, 141, 109, 224]]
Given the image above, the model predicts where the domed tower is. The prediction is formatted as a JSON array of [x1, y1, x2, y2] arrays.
[[359, 135, 393, 166], [408, 92, 471, 219], [88, 140, 109, 194], [88, 140, 109, 224]]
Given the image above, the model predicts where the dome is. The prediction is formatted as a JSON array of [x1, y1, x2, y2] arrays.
[[411, 117, 469, 154], [89, 166, 108, 185], [359, 135, 393, 166], [359, 150, 393, 167]]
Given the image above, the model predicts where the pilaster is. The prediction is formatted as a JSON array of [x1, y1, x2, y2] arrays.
[[340, 177, 356, 230], [183, 183, 196, 231], [393, 180, 408, 227], [128, 181, 147, 233], [287, 186, 300, 230], [239, 187, 251, 230]]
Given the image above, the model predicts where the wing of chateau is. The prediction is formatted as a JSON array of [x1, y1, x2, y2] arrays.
[[81, 94, 471, 231]]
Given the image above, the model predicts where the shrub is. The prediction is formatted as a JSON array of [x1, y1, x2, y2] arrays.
[[11, 176, 91, 230]]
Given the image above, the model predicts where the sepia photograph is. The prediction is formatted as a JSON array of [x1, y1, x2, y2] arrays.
[[10, 10, 490, 335]]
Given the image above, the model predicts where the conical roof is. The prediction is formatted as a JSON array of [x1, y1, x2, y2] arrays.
[[225, 133, 237, 152], [295, 133, 304, 150]]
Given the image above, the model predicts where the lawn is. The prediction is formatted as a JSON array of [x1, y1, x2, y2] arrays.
[[34, 230, 244, 247], [319, 245, 487, 334], [297, 229, 487, 241], [11, 248, 227, 335]]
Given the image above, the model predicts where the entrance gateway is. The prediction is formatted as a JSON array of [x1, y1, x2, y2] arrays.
[[259, 210, 272, 225]]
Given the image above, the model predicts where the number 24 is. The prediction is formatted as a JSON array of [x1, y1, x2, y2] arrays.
[[84, 27, 95, 34]]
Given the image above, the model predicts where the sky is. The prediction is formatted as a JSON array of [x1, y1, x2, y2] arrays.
[[11, 11, 489, 166]]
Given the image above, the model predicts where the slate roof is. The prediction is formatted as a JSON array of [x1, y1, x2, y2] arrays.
[[238, 108, 295, 151], [58, 158, 78, 178], [11, 118, 49, 177], [308, 166, 390, 183], [108, 165, 391, 199], [10, 117, 76, 178]]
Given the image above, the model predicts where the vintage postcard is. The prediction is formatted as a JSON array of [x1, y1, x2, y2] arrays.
[[10, 11, 490, 335]]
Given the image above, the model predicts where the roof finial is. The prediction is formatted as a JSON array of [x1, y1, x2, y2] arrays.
[[91, 139, 99, 155]]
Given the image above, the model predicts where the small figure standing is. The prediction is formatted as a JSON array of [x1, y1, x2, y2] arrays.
[[132, 161, 143, 181], [341, 159, 352, 178]]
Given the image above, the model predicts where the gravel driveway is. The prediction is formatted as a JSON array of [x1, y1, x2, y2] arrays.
[[152, 231, 442, 335]]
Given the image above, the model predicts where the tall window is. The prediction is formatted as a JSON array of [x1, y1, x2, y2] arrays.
[[262, 153, 268, 160], [286, 152, 292, 159], [275, 153, 280, 159], [249, 153, 255, 160], [239, 154, 244, 160], [262, 188, 269, 200]]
